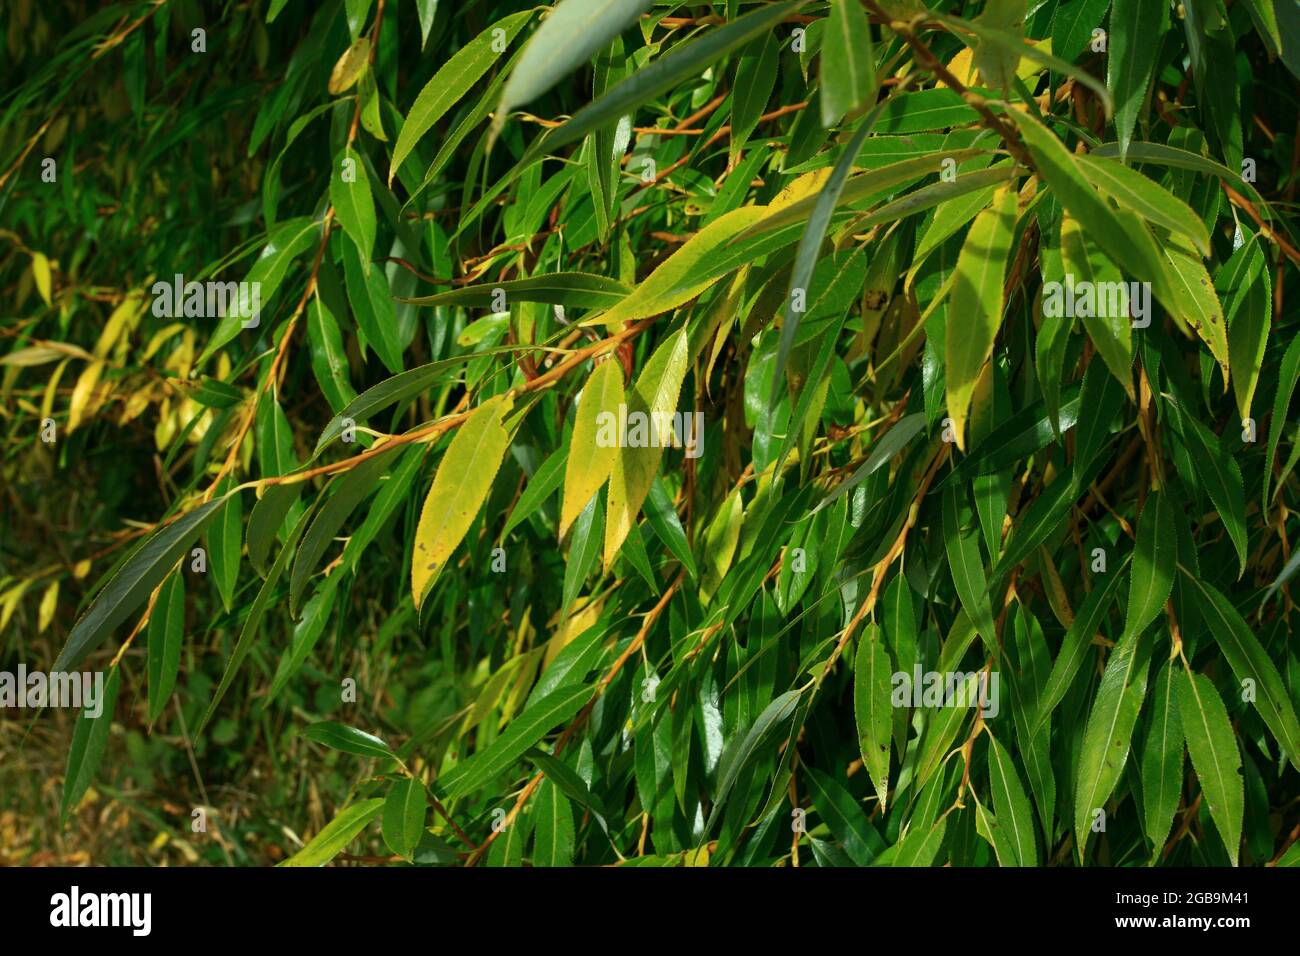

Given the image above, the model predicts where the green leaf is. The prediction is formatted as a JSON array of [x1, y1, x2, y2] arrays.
[[390, 10, 534, 181], [1034, 556, 1129, 733], [1007, 110, 1174, 308], [54, 497, 227, 671], [820, 0, 876, 127], [804, 766, 882, 865], [302, 720, 395, 760], [1076, 154, 1210, 256], [440, 684, 591, 801], [1107, 0, 1163, 158], [1173, 404, 1247, 577], [986, 727, 1038, 865], [146, 571, 185, 724], [945, 184, 1017, 449], [562, 491, 604, 616], [280, 798, 384, 867], [401, 273, 631, 311], [705, 688, 804, 833], [1175, 669, 1244, 865], [1264, 333, 1300, 508], [207, 478, 242, 613], [943, 485, 998, 650], [1181, 571, 1300, 771], [1140, 660, 1184, 857], [533, 779, 576, 866], [291, 448, 395, 615], [197, 508, 310, 736], [61, 668, 121, 823], [853, 623, 893, 810], [343, 238, 404, 375], [1058, 215, 1134, 400], [1122, 491, 1175, 641], [382, 777, 428, 859], [331, 147, 376, 271], [1162, 232, 1229, 383], [1074, 627, 1154, 860], [412, 394, 513, 607]]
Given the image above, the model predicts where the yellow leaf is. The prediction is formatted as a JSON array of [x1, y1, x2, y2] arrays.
[[604, 329, 690, 568], [328, 36, 371, 95], [38, 580, 59, 633], [67, 360, 105, 433], [583, 208, 767, 329], [73, 559, 92, 579], [31, 252, 52, 306], [94, 291, 147, 359], [412, 394, 514, 608], [560, 358, 624, 540]]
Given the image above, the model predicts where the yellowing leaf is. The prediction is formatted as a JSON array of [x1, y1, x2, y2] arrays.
[[560, 358, 624, 539], [31, 252, 52, 307], [700, 488, 743, 602], [67, 360, 105, 433], [1164, 233, 1230, 385], [604, 329, 690, 567], [328, 36, 371, 96], [583, 208, 767, 329], [945, 185, 1017, 450], [412, 395, 513, 607], [38, 580, 59, 633]]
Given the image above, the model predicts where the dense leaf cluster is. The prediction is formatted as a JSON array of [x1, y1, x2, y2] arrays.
[[2, 0, 1299, 867]]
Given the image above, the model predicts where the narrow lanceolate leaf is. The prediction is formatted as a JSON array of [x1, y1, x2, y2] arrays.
[[61, 668, 121, 823], [853, 624, 893, 810], [986, 728, 1038, 866], [390, 10, 534, 181], [1108, 0, 1163, 159], [401, 273, 631, 311], [942, 486, 998, 651], [533, 780, 576, 866], [561, 359, 623, 539], [1075, 155, 1210, 256], [440, 684, 591, 801], [1074, 628, 1154, 861], [604, 329, 690, 567], [587, 208, 767, 328], [412, 395, 513, 608], [1163, 233, 1230, 383], [1007, 111, 1173, 304], [54, 498, 227, 671], [1034, 563, 1128, 733], [146, 572, 185, 724], [1141, 661, 1184, 857], [208, 479, 242, 613], [1174, 406, 1247, 577], [1059, 216, 1134, 399], [1265, 333, 1300, 508], [771, 106, 884, 414], [1176, 670, 1244, 865], [331, 146, 376, 270], [382, 777, 428, 859], [1181, 571, 1300, 771], [1122, 491, 1175, 641], [945, 184, 1017, 450], [280, 798, 384, 867], [301, 721, 395, 760], [494, 0, 651, 141], [820, 0, 876, 127]]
